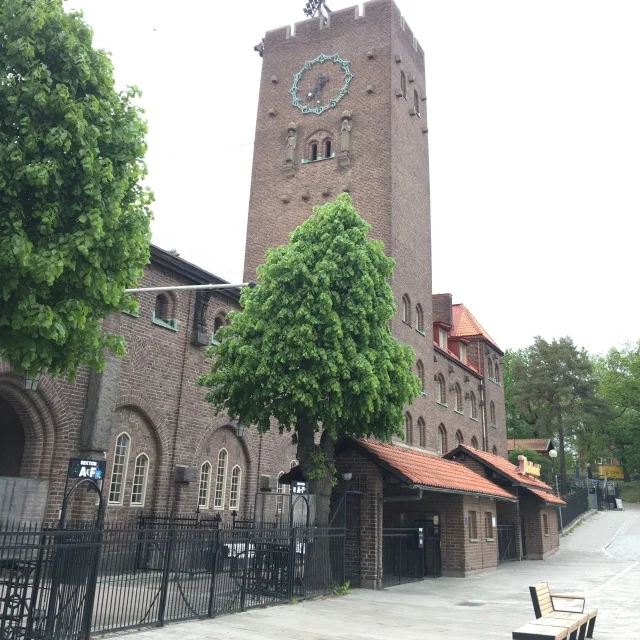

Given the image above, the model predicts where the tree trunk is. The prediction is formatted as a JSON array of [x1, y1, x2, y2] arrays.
[[295, 415, 335, 527], [557, 406, 567, 495]]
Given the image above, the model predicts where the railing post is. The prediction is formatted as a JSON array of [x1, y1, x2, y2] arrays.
[[157, 527, 175, 627], [239, 530, 250, 612], [208, 527, 220, 618], [287, 528, 296, 601], [81, 525, 104, 640]]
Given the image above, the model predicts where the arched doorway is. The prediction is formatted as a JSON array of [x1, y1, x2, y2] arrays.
[[0, 395, 25, 476]]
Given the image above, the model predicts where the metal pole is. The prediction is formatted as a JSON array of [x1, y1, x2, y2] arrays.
[[125, 282, 255, 294], [555, 475, 564, 534]]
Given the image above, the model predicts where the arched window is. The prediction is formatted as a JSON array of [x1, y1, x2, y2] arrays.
[[402, 294, 411, 325], [490, 401, 496, 427], [469, 392, 478, 420], [413, 89, 420, 115], [417, 360, 425, 394], [494, 362, 500, 383], [325, 139, 332, 158], [311, 142, 318, 161], [212, 315, 225, 345], [213, 449, 228, 509], [436, 374, 446, 404], [437, 424, 447, 455], [229, 465, 242, 510], [405, 412, 413, 443], [276, 472, 285, 515], [290, 460, 298, 469], [492, 445, 498, 456], [154, 294, 169, 321], [471, 436, 479, 449], [415, 304, 424, 333], [109, 433, 131, 504], [131, 454, 149, 506], [454, 384, 462, 412], [417, 417, 426, 448], [400, 71, 406, 98], [455, 430, 463, 447], [198, 461, 211, 509]]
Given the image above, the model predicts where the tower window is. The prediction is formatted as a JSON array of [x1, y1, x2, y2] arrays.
[[400, 71, 406, 98], [311, 143, 318, 161], [413, 89, 420, 116], [325, 139, 332, 158], [155, 294, 168, 321], [415, 304, 424, 333], [402, 294, 411, 325], [405, 412, 413, 443]]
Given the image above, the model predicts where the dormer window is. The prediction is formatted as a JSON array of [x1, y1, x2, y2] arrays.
[[459, 343, 467, 364], [439, 328, 447, 350]]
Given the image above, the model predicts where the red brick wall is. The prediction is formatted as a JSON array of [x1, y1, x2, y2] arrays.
[[520, 496, 560, 560]]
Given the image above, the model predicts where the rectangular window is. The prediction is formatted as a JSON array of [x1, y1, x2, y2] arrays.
[[543, 513, 549, 536], [213, 450, 228, 510], [439, 328, 447, 350], [229, 467, 241, 510], [468, 510, 478, 541], [109, 434, 130, 505], [459, 343, 467, 364], [485, 512, 494, 541], [198, 463, 211, 509]]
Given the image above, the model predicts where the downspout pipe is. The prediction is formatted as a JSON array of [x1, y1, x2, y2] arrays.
[[479, 379, 488, 452], [383, 487, 423, 503]]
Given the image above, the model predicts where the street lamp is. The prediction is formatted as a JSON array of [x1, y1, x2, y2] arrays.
[[235, 422, 248, 438], [23, 371, 41, 391], [549, 449, 558, 492]]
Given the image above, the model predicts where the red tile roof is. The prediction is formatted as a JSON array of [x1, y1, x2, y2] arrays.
[[456, 445, 554, 492], [507, 439, 553, 453], [451, 304, 501, 352], [357, 440, 516, 501], [524, 486, 566, 506]]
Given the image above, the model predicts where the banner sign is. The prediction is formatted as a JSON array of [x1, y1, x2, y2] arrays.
[[517, 455, 541, 477], [67, 458, 106, 480], [599, 465, 624, 480], [292, 480, 309, 495]]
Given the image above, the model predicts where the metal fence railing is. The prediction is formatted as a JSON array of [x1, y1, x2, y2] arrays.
[[0, 520, 345, 640], [558, 488, 589, 529], [381, 528, 424, 588]]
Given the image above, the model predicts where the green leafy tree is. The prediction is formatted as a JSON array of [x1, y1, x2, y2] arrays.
[[0, 0, 152, 379], [199, 194, 421, 525], [509, 336, 600, 494], [503, 349, 536, 438], [594, 345, 640, 475]]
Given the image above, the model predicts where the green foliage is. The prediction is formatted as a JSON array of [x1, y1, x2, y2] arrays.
[[593, 344, 640, 475], [332, 581, 350, 596], [503, 349, 534, 438], [0, 0, 153, 379], [199, 193, 420, 471], [619, 481, 640, 504]]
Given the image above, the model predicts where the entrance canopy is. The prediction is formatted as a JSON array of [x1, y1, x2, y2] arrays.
[[346, 440, 517, 502]]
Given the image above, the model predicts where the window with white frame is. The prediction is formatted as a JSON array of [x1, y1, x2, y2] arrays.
[[276, 472, 285, 515], [213, 449, 228, 509], [290, 460, 297, 469], [436, 374, 446, 404], [459, 343, 467, 364], [131, 454, 149, 506], [229, 465, 242, 510], [109, 433, 131, 504], [454, 384, 462, 412], [439, 328, 447, 350], [198, 461, 211, 509], [469, 392, 478, 420]]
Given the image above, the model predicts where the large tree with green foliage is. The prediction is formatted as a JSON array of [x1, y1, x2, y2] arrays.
[[0, 0, 152, 379], [594, 344, 640, 475], [509, 336, 601, 494], [199, 194, 421, 525]]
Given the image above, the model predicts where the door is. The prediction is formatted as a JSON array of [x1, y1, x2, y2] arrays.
[[414, 514, 441, 578]]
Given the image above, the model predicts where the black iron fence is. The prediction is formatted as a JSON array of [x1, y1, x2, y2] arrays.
[[381, 528, 424, 588], [0, 520, 345, 640], [559, 488, 588, 529]]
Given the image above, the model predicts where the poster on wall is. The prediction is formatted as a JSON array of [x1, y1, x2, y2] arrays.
[[67, 458, 106, 480]]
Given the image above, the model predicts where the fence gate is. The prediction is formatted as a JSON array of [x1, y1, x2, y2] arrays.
[[497, 525, 517, 562], [381, 529, 425, 588]]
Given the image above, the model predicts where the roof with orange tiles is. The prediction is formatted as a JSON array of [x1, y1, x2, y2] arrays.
[[524, 486, 566, 506], [507, 439, 554, 453], [451, 304, 501, 352], [354, 440, 517, 501], [448, 445, 554, 492]]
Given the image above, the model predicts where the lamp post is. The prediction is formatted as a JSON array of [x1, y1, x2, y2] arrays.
[[235, 422, 248, 438], [549, 449, 563, 533]]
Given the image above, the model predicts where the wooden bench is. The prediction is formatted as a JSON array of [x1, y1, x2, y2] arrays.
[[512, 620, 576, 640], [530, 583, 598, 639]]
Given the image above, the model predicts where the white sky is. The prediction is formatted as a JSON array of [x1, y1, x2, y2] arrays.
[[69, 0, 640, 356]]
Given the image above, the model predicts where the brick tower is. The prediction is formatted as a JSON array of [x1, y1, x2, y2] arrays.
[[244, 0, 434, 445]]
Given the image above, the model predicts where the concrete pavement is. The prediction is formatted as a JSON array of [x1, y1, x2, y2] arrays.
[[109, 505, 640, 640]]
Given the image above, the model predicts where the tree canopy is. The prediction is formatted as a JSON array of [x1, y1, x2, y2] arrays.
[[199, 194, 421, 523], [0, 0, 152, 379]]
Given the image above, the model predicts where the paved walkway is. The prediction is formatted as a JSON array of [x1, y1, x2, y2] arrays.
[[111, 506, 640, 640]]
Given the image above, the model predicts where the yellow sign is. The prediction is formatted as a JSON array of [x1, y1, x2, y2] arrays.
[[599, 465, 624, 480], [517, 455, 541, 477]]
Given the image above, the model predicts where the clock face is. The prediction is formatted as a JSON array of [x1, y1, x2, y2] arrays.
[[290, 53, 353, 115]]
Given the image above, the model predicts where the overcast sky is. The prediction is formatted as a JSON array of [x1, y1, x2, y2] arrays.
[[69, 0, 640, 356]]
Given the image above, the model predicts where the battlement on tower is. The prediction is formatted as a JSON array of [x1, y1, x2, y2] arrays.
[[262, 0, 425, 69]]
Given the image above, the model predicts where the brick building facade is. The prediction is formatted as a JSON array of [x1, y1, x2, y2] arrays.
[[0, 0, 563, 583]]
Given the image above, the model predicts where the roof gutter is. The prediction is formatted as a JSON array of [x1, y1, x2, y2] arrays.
[[383, 487, 423, 503], [383, 484, 517, 504]]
